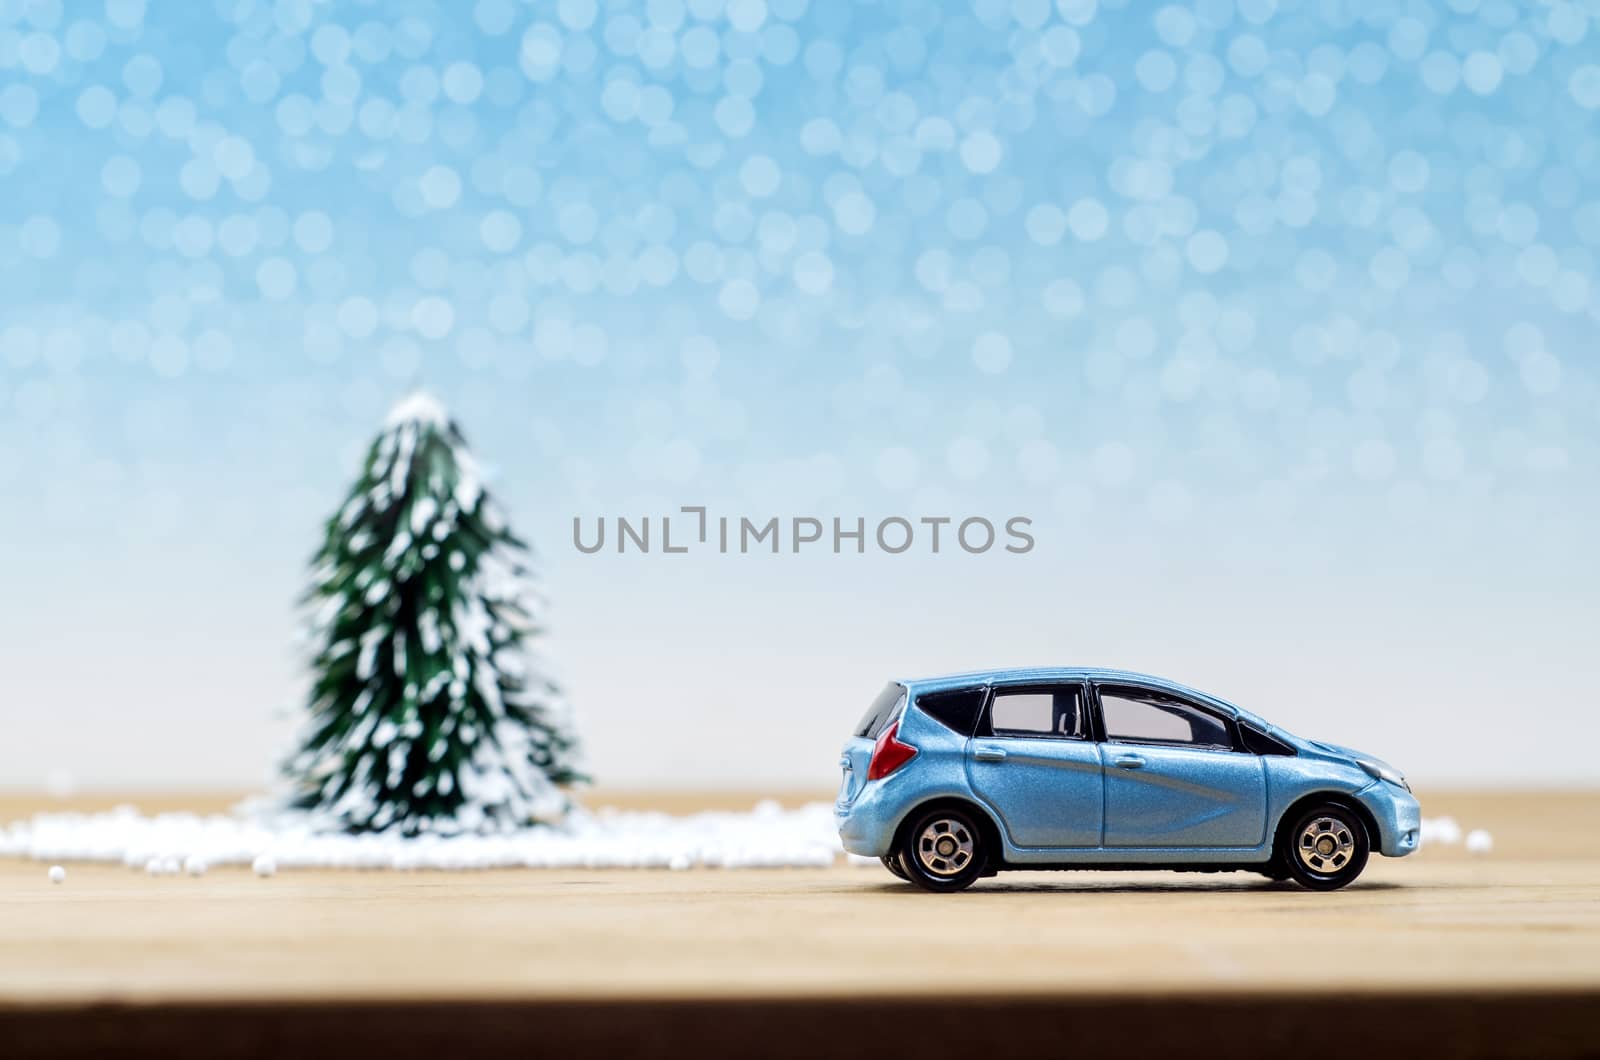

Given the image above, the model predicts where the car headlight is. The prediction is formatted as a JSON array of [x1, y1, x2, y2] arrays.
[[1357, 758, 1410, 792]]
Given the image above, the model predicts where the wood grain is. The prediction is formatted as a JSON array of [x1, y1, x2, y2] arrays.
[[1, 789, 1596, 1059]]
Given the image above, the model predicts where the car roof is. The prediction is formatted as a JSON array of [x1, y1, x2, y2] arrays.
[[896, 667, 1245, 717]]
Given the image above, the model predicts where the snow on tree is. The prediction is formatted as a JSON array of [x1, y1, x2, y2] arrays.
[[284, 392, 583, 834]]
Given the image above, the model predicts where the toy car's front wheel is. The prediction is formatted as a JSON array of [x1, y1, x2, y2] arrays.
[[898, 806, 988, 892], [880, 854, 909, 881], [1279, 803, 1370, 891]]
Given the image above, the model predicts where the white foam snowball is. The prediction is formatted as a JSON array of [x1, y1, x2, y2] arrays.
[[144, 857, 163, 876], [1465, 829, 1493, 854], [184, 855, 208, 877], [1420, 816, 1462, 846], [48, 865, 65, 884], [252, 854, 277, 877]]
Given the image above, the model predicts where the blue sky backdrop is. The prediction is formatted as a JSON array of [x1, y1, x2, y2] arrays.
[[0, 0, 1596, 789]]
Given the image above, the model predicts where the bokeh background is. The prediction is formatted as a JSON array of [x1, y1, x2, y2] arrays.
[[1, 0, 1595, 792]]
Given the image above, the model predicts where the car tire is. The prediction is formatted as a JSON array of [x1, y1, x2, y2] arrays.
[[897, 806, 988, 893], [880, 854, 909, 881], [1278, 802, 1370, 891]]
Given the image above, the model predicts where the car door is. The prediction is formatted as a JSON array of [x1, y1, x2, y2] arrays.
[[966, 683, 1104, 848], [1092, 683, 1266, 849]]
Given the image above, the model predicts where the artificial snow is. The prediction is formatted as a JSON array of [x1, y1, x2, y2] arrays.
[[1418, 816, 1501, 856], [0, 801, 851, 873], [385, 390, 449, 429]]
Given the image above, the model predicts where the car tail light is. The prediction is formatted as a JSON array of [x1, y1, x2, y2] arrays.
[[867, 721, 917, 780]]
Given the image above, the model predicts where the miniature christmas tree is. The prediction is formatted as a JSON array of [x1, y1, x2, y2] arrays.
[[285, 393, 583, 834]]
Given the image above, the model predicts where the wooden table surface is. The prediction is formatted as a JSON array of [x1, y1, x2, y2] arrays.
[[2, 788, 1597, 1059]]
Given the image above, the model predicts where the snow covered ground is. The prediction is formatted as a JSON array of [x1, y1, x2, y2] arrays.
[[0, 803, 1485, 874], [0, 800, 865, 873]]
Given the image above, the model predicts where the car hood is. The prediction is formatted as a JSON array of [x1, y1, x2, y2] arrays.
[[1195, 702, 1402, 778], [1302, 738, 1398, 775]]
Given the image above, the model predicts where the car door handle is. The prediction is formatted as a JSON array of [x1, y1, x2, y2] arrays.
[[1112, 754, 1146, 769], [973, 746, 1007, 762]]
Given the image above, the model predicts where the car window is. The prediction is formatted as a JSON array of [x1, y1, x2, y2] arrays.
[[989, 686, 1087, 739], [915, 687, 987, 737], [854, 683, 905, 739], [1098, 686, 1234, 749], [1239, 722, 1296, 756]]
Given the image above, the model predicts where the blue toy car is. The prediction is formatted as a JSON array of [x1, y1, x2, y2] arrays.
[[836, 669, 1420, 892]]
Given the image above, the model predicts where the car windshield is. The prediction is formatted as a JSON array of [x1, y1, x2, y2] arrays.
[[854, 683, 905, 739]]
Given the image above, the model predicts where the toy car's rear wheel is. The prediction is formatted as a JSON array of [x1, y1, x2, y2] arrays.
[[1278, 803, 1369, 891], [898, 806, 987, 893], [880, 853, 909, 881]]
